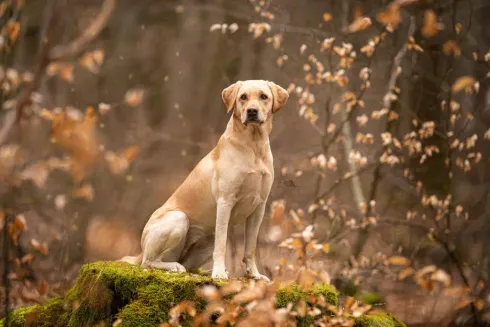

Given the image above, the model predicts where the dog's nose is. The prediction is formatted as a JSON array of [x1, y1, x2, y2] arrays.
[[247, 108, 258, 117]]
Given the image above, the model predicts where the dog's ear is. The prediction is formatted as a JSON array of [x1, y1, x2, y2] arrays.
[[222, 81, 242, 113], [267, 81, 289, 113]]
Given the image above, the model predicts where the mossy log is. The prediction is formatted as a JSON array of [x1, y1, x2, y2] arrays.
[[0, 261, 405, 327]]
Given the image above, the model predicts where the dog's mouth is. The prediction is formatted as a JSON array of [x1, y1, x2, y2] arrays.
[[244, 117, 263, 125]]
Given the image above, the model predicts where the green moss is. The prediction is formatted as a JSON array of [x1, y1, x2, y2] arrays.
[[0, 305, 38, 327], [0, 297, 68, 327], [276, 282, 338, 308], [0, 261, 404, 327], [354, 313, 406, 327], [358, 292, 384, 305], [276, 283, 338, 326], [64, 261, 219, 327]]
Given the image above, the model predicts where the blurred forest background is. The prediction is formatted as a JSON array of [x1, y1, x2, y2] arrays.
[[1, 0, 490, 326]]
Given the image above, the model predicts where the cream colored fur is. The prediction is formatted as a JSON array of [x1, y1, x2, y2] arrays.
[[120, 80, 289, 281]]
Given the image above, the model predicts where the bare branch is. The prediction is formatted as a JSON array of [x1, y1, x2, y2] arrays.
[[379, 217, 432, 234], [49, 0, 117, 61], [340, 113, 367, 212], [0, 111, 16, 146], [339, 0, 366, 215], [317, 162, 378, 200], [383, 16, 416, 109]]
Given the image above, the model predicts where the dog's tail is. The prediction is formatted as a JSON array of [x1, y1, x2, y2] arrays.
[[119, 253, 142, 265]]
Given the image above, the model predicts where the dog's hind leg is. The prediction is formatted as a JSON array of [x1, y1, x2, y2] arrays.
[[141, 210, 189, 272], [180, 234, 214, 272]]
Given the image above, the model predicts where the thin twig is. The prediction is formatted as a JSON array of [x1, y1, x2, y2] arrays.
[[48, 0, 116, 61], [317, 162, 378, 200]]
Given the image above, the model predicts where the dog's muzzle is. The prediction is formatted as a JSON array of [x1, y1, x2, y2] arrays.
[[245, 108, 262, 124]]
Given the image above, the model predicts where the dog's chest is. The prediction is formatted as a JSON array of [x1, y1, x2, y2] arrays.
[[230, 160, 272, 222]]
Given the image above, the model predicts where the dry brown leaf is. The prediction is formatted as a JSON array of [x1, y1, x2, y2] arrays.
[[38, 108, 57, 121], [292, 238, 302, 249], [80, 49, 105, 74], [418, 279, 434, 291], [377, 4, 401, 29], [21, 253, 36, 264], [19, 161, 50, 188], [50, 108, 99, 182], [323, 12, 332, 22], [422, 10, 440, 37], [431, 269, 451, 286], [398, 267, 414, 280], [7, 272, 19, 280], [276, 55, 288, 67], [455, 22, 462, 34], [415, 265, 437, 283], [443, 40, 461, 57], [7, 20, 21, 42], [455, 298, 472, 310], [46, 63, 61, 76], [322, 243, 330, 253], [345, 296, 355, 310], [387, 256, 410, 266], [124, 89, 145, 107], [231, 287, 264, 304], [197, 285, 221, 302], [348, 17, 372, 33], [105, 146, 139, 175], [98, 103, 111, 115], [31, 239, 49, 256], [270, 200, 285, 225], [474, 299, 485, 311], [39, 280, 49, 296], [477, 280, 486, 292], [221, 280, 243, 296], [452, 76, 476, 93], [74, 183, 94, 201], [59, 64, 75, 83], [124, 146, 139, 161], [14, 214, 27, 232]]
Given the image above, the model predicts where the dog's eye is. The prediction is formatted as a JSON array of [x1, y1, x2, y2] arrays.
[[260, 94, 268, 100], [240, 94, 248, 101]]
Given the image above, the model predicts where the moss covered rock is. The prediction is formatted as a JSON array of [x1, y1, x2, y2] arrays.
[[0, 261, 405, 327], [354, 313, 406, 327]]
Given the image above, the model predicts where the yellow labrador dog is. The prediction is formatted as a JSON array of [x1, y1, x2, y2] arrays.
[[121, 80, 289, 280]]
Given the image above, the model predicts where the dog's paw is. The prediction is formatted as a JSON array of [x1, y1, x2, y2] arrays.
[[169, 262, 186, 273], [250, 273, 270, 282], [245, 268, 271, 282], [211, 269, 229, 279]]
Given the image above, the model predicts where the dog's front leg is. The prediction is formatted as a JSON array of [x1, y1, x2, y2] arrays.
[[212, 198, 233, 279], [243, 202, 270, 282]]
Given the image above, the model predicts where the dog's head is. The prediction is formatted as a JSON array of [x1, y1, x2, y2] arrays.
[[222, 80, 289, 126]]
